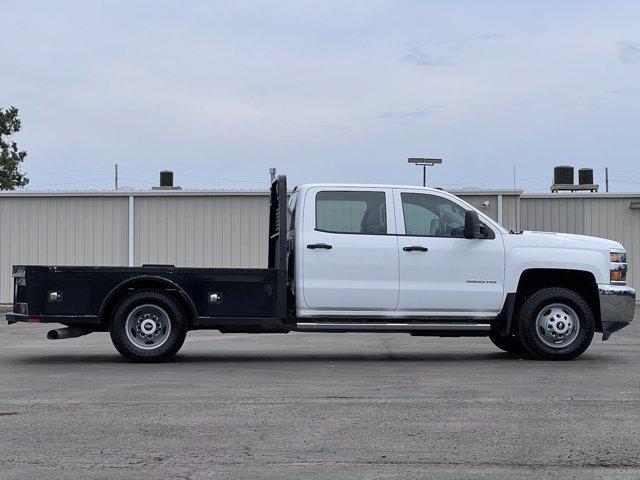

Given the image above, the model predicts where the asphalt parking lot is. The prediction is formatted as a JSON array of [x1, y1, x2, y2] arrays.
[[1, 311, 639, 480]]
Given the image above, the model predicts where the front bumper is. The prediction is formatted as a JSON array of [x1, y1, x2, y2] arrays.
[[599, 284, 636, 340]]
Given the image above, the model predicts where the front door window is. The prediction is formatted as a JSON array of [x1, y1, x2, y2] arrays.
[[401, 192, 466, 238]]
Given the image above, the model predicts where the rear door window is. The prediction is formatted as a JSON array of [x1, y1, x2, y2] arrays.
[[315, 191, 387, 235]]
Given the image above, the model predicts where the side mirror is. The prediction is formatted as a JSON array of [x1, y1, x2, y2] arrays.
[[464, 210, 487, 239]]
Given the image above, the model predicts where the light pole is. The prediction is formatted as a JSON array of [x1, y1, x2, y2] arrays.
[[408, 157, 442, 187]]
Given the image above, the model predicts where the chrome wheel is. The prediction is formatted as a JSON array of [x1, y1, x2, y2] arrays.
[[535, 303, 580, 348], [125, 304, 172, 350]]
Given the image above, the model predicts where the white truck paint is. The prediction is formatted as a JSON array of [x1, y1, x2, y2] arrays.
[[292, 183, 635, 347]]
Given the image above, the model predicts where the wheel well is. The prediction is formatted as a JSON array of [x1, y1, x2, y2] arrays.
[[99, 278, 196, 328], [515, 269, 601, 332]]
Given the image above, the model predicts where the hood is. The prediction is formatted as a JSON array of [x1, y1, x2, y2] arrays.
[[516, 231, 623, 251]]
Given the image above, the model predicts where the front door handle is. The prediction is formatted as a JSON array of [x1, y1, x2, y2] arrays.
[[403, 245, 429, 252], [307, 243, 333, 250]]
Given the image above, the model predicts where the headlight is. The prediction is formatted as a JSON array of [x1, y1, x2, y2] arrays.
[[610, 249, 628, 284], [611, 252, 627, 263]]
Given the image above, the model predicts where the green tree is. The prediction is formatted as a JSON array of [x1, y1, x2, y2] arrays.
[[0, 106, 29, 189]]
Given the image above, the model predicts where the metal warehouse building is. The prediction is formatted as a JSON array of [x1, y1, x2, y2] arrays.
[[0, 188, 638, 303]]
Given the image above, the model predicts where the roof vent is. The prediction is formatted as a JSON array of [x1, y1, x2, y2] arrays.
[[152, 170, 181, 190]]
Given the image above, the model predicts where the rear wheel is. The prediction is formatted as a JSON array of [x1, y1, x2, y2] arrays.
[[488, 330, 525, 354], [517, 287, 594, 360], [110, 290, 187, 362]]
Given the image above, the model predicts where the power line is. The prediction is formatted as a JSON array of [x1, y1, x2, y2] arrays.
[[26, 166, 114, 176], [24, 178, 113, 188], [24, 165, 266, 184], [609, 179, 640, 185], [439, 176, 548, 188], [119, 177, 158, 185], [121, 165, 266, 184], [610, 169, 640, 176]]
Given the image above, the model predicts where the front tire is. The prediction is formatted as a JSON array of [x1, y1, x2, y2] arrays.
[[110, 290, 187, 362], [518, 287, 594, 360]]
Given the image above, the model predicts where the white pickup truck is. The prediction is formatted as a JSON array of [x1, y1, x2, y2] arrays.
[[8, 176, 636, 361]]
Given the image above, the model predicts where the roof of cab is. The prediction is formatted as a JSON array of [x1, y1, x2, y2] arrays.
[[296, 184, 523, 195], [298, 183, 443, 191]]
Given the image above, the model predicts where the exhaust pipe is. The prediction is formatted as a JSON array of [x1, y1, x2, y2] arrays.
[[47, 328, 92, 340]]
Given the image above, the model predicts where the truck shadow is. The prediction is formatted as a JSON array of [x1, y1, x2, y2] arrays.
[[9, 351, 604, 365]]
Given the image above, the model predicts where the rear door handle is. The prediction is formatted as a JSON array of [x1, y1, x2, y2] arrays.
[[307, 243, 333, 250], [403, 245, 429, 252]]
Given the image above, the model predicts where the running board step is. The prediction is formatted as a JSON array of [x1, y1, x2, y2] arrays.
[[295, 322, 491, 332]]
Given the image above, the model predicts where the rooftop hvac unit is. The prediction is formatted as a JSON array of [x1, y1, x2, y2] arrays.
[[551, 165, 598, 193], [553, 166, 574, 186], [578, 168, 594, 185]]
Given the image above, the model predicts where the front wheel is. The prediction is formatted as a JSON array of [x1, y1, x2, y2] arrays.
[[518, 287, 594, 360], [110, 290, 187, 362]]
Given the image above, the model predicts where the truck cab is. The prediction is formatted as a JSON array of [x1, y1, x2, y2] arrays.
[[289, 182, 635, 359], [292, 184, 505, 319], [8, 176, 636, 362]]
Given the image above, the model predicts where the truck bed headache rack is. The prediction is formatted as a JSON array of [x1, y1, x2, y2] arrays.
[[268, 175, 287, 271]]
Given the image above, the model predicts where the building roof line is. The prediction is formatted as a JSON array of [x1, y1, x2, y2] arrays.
[[0, 189, 270, 198]]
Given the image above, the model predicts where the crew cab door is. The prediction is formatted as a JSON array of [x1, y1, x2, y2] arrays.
[[301, 187, 399, 311], [393, 189, 505, 315]]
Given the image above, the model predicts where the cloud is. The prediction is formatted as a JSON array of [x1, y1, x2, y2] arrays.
[[617, 41, 640, 66], [380, 106, 445, 125], [434, 33, 504, 46], [607, 88, 639, 95], [400, 46, 455, 67], [475, 33, 504, 41], [310, 124, 351, 131], [381, 110, 425, 119]]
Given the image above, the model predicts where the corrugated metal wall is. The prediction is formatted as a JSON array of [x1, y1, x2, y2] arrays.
[[0, 190, 637, 303], [134, 195, 269, 268], [456, 194, 499, 221], [521, 195, 640, 289], [0, 196, 129, 302], [454, 192, 520, 232], [502, 195, 520, 232]]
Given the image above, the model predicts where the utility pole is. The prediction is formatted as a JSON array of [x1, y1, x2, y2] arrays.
[[408, 158, 443, 187], [269, 167, 277, 184], [605, 166, 609, 193], [513, 164, 516, 192], [115, 164, 119, 190]]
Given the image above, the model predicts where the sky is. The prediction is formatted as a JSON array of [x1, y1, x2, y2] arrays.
[[1, 0, 640, 192]]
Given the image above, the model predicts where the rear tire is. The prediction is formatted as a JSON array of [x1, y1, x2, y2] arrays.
[[517, 287, 594, 361], [488, 330, 525, 354], [110, 290, 187, 362]]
